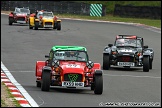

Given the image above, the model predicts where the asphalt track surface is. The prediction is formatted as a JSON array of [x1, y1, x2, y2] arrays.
[[1, 14, 161, 107]]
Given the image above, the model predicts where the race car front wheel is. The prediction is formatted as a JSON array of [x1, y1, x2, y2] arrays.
[[9, 17, 13, 25], [34, 21, 39, 30], [41, 70, 51, 91], [103, 54, 110, 70], [143, 56, 150, 72], [94, 72, 103, 95], [57, 22, 61, 30]]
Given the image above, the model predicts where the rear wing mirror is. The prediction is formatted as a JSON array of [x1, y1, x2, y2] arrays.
[[45, 55, 49, 58], [143, 45, 148, 49], [108, 44, 113, 47]]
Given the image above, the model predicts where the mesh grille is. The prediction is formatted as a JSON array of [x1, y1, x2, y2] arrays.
[[118, 56, 134, 62], [17, 17, 25, 21], [64, 73, 82, 82], [45, 22, 52, 25]]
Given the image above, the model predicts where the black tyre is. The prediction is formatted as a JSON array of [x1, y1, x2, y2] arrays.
[[94, 75, 103, 95], [9, 18, 13, 25], [103, 54, 110, 70], [36, 81, 41, 87], [34, 21, 39, 30], [143, 56, 150, 72], [41, 70, 51, 91], [53, 22, 57, 29], [57, 22, 61, 30]]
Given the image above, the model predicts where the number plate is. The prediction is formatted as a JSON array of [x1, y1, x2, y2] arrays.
[[62, 81, 84, 87], [44, 25, 53, 27], [17, 21, 26, 23], [117, 62, 135, 66]]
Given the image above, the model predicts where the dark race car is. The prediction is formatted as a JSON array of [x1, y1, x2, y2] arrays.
[[35, 45, 103, 94], [8, 7, 30, 25], [103, 35, 154, 72]]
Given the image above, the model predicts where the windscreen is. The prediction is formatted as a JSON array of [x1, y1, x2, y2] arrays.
[[115, 39, 142, 47], [54, 50, 88, 62]]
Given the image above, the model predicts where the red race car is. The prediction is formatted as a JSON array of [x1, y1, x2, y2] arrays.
[[8, 7, 30, 25], [35, 45, 103, 94]]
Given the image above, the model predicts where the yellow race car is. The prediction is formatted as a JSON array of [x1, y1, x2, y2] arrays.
[[29, 10, 61, 30]]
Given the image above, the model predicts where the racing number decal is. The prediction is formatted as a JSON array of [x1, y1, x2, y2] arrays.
[[66, 64, 80, 68]]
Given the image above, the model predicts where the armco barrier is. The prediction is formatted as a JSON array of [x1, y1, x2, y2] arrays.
[[1, 1, 106, 16]]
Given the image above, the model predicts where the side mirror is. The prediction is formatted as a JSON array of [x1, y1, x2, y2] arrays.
[[45, 55, 49, 58], [10, 12, 13, 14], [86, 60, 94, 69], [143, 45, 148, 49], [108, 44, 113, 47]]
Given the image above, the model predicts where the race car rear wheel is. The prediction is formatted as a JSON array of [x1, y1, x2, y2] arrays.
[[143, 56, 150, 72], [94, 74, 103, 95], [36, 81, 41, 87], [57, 22, 61, 30], [103, 54, 110, 70], [53, 22, 57, 29], [91, 83, 94, 90], [41, 70, 51, 91], [149, 59, 152, 69], [9, 17, 13, 25]]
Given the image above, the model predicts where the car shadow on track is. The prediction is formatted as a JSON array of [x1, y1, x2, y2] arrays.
[[49, 87, 95, 95], [23, 85, 95, 95], [4, 24, 28, 26]]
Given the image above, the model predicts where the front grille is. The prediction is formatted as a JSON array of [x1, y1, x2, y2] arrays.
[[17, 17, 25, 21], [45, 22, 52, 25], [118, 56, 134, 62], [64, 73, 82, 82]]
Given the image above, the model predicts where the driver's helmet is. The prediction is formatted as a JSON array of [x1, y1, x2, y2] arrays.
[[116, 39, 125, 46], [66, 51, 77, 57], [38, 11, 43, 16]]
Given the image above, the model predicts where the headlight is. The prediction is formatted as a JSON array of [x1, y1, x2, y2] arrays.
[[86, 60, 94, 69], [111, 46, 117, 51], [52, 59, 60, 67]]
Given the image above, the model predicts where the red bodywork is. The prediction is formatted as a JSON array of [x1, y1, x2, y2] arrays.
[[35, 60, 101, 87], [9, 12, 29, 23]]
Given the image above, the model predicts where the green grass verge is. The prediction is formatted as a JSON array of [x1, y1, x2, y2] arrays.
[[1, 99, 6, 107]]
